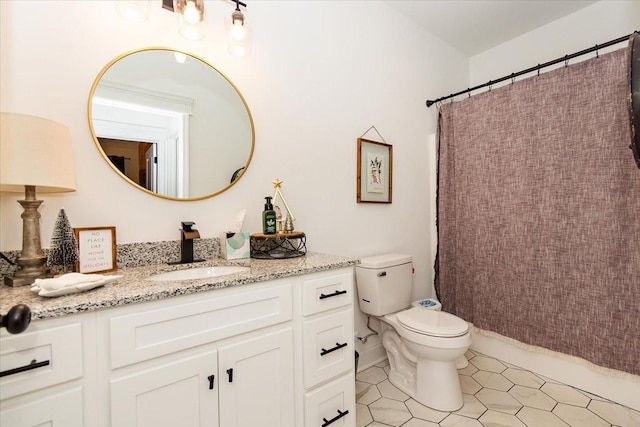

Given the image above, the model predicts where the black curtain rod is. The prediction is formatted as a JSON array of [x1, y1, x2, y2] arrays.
[[426, 31, 638, 107]]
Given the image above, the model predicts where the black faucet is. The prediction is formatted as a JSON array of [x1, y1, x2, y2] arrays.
[[169, 221, 204, 264]]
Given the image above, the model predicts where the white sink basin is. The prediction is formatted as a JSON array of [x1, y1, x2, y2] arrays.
[[148, 266, 249, 282]]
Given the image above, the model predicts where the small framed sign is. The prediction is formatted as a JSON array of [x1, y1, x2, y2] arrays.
[[73, 226, 117, 273]]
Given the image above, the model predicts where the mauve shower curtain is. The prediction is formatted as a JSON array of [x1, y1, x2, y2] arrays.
[[435, 48, 640, 375]]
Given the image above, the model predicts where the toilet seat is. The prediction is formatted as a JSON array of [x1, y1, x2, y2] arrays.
[[396, 307, 469, 338]]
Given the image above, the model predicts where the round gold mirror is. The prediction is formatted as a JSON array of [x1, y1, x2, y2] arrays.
[[88, 47, 255, 200]]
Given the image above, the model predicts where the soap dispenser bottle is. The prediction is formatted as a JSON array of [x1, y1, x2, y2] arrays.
[[262, 196, 277, 235]]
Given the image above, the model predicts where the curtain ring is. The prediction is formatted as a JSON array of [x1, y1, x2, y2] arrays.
[[595, 44, 599, 58], [564, 55, 569, 67], [537, 65, 540, 77], [467, 90, 471, 98], [511, 73, 515, 84]]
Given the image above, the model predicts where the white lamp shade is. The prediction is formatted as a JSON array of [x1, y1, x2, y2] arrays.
[[1, 113, 77, 193]]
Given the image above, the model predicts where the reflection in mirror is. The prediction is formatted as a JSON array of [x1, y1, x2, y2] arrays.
[[88, 48, 254, 200]]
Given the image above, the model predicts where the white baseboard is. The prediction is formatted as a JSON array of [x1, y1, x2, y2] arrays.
[[355, 342, 387, 373]]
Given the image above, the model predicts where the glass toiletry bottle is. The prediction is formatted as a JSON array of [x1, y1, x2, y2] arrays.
[[262, 196, 277, 234]]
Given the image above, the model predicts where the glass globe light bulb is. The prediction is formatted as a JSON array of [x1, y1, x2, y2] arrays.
[[230, 10, 246, 41], [183, 1, 200, 24], [115, 0, 150, 23], [231, 22, 246, 41]]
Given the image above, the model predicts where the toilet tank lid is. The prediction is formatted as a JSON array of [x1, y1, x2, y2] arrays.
[[358, 253, 412, 269]]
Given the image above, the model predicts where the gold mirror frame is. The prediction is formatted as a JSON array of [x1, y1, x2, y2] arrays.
[[87, 47, 255, 201]]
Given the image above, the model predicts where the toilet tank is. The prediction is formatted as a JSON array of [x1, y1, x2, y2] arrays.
[[355, 254, 413, 316]]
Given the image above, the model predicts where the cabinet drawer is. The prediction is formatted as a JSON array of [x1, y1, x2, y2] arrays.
[[0, 322, 83, 400], [0, 386, 84, 427], [302, 270, 353, 316], [305, 373, 356, 427], [109, 282, 292, 368], [303, 309, 354, 388]]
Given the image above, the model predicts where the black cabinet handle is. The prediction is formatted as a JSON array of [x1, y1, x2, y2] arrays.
[[319, 290, 347, 300], [0, 359, 50, 378], [208, 374, 215, 390], [322, 409, 349, 427], [227, 368, 233, 382], [320, 342, 348, 356]]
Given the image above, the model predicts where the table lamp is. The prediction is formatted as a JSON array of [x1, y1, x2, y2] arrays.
[[0, 113, 77, 286]]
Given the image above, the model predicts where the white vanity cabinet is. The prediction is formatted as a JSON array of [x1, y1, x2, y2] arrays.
[[109, 329, 294, 427], [102, 279, 295, 427], [0, 264, 356, 427]]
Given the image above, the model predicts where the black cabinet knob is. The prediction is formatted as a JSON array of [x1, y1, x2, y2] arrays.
[[1, 304, 31, 334]]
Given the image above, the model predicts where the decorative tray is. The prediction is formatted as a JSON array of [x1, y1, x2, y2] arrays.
[[250, 232, 307, 259]]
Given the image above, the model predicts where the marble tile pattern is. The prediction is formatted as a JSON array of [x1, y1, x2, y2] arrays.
[[0, 251, 358, 320], [357, 350, 640, 427]]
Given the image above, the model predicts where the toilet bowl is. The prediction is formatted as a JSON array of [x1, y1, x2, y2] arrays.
[[411, 299, 469, 369], [355, 254, 472, 411], [382, 308, 471, 411]]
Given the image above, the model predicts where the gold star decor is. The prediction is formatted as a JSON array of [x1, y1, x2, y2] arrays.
[[272, 178, 295, 232]]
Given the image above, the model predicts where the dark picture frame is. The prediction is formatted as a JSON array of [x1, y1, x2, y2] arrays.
[[357, 138, 393, 203]]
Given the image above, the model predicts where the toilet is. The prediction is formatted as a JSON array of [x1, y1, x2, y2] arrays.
[[355, 254, 471, 411]]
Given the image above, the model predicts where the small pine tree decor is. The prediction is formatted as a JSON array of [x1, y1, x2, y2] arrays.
[[47, 208, 79, 272]]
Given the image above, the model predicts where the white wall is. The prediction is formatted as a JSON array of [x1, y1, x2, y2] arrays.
[[471, 1, 640, 86], [467, 0, 640, 410], [0, 0, 467, 363]]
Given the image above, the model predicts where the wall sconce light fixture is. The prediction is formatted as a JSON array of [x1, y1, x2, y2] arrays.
[[119, 0, 254, 56], [174, 0, 206, 41], [115, 0, 150, 23], [226, 0, 252, 56]]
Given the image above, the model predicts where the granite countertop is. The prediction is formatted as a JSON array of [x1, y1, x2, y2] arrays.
[[0, 252, 358, 320]]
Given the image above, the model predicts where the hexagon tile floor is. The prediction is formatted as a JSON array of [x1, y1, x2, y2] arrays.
[[356, 350, 640, 427]]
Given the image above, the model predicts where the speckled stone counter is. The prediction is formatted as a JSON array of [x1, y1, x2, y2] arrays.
[[0, 252, 358, 320]]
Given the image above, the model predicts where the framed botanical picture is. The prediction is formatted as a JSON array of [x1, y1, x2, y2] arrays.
[[73, 226, 117, 273], [357, 138, 392, 203]]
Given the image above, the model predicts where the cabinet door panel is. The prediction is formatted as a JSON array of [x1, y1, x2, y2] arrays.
[[111, 350, 218, 427], [0, 386, 83, 427], [218, 328, 294, 427]]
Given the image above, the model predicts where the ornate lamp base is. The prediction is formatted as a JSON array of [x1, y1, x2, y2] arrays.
[[3, 186, 52, 287], [4, 254, 51, 287]]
